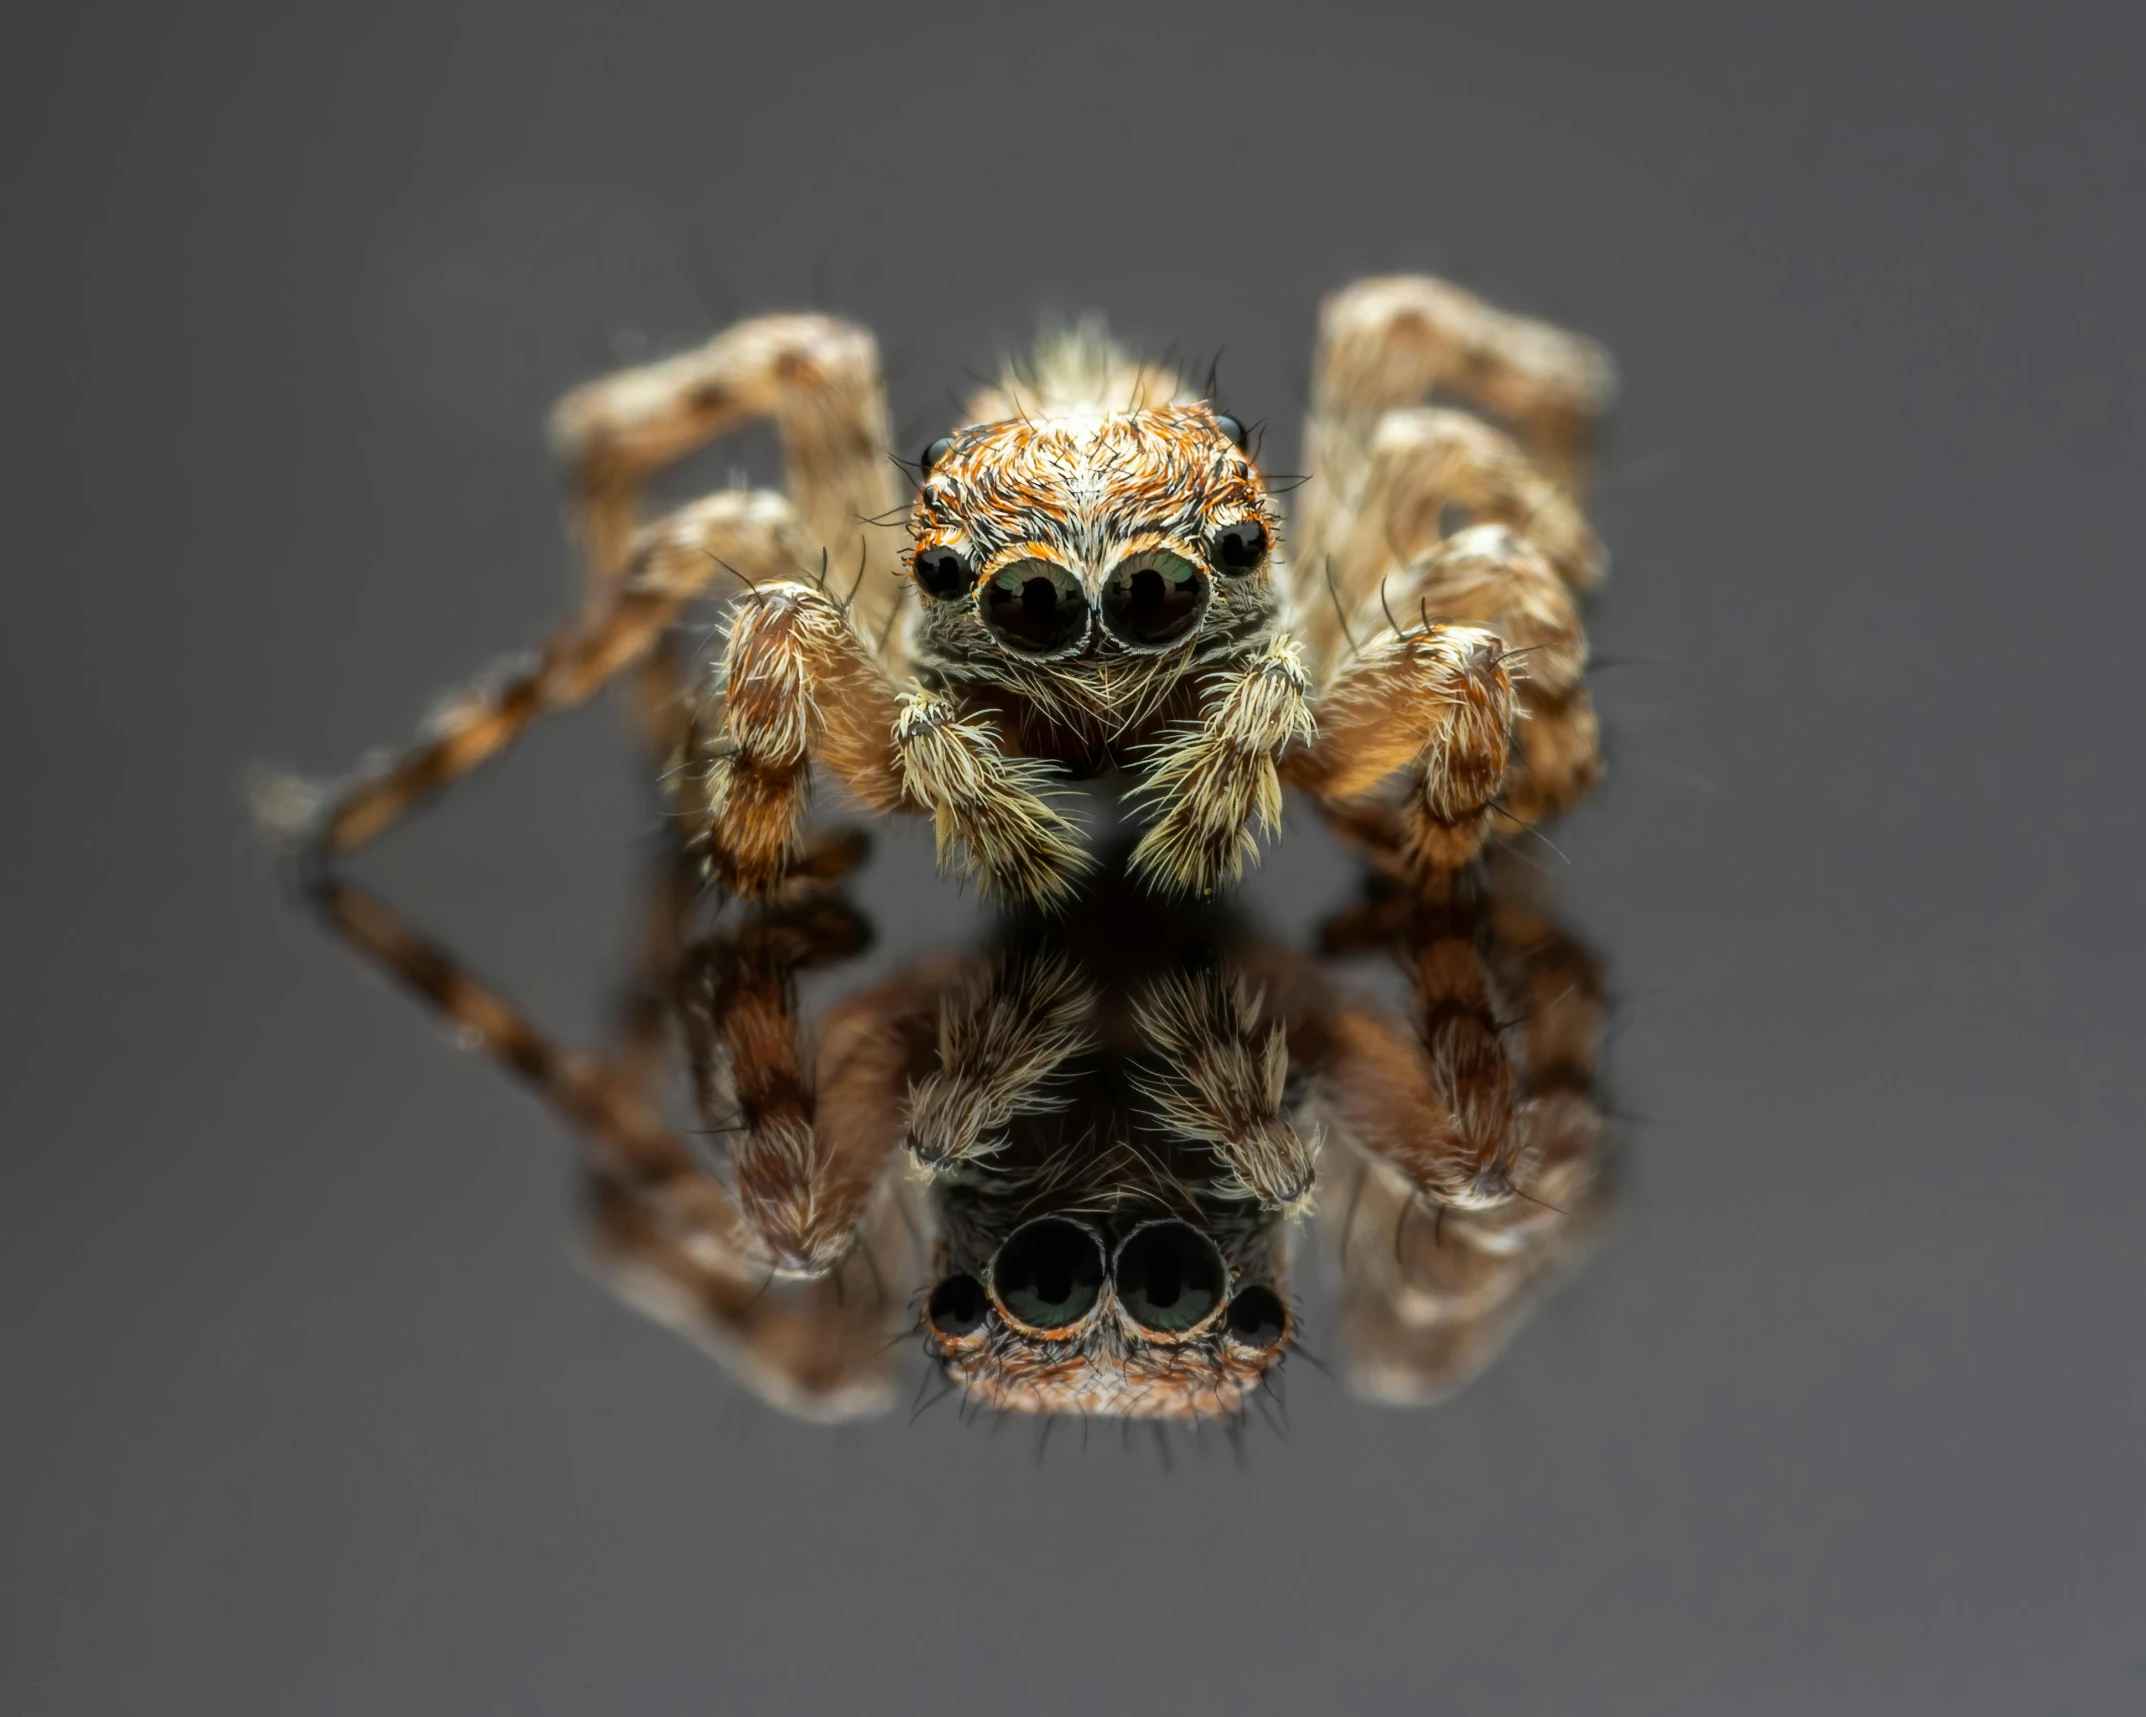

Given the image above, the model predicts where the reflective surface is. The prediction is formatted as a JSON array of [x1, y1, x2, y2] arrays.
[[8, 1, 2144, 1712], [310, 847, 1615, 1425]]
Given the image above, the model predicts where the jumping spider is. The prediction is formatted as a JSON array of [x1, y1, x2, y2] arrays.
[[285, 275, 1613, 901], [312, 847, 1613, 1422]]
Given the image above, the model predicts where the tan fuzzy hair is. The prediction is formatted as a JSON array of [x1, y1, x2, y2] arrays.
[[904, 328, 1286, 747]]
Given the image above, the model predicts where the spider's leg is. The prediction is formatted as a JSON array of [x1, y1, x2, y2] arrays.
[[887, 686, 1094, 907], [904, 952, 1096, 1175], [1331, 408, 1605, 601], [551, 314, 907, 759], [689, 579, 1091, 904], [1284, 623, 1516, 876], [310, 873, 915, 1420], [278, 491, 799, 858], [1124, 634, 1315, 897], [553, 314, 907, 642], [690, 899, 926, 1280], [1128, 965, 1318, 1212], [1301, 883, 1611, 1405], [1296, 274, 1612, 554], [1369, 524, 1600, 827]]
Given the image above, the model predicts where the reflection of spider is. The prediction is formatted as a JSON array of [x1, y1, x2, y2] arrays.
[[280, 275, 1612, 902], [313, 844, 1613, 1422]]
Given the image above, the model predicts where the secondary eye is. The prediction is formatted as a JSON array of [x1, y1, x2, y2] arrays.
[[926, 1274, 988, 1340], [1213, 412, 1247, 448], [1210, 519, 1268, 575], [912, 544, 972, 599], [920, 435, 955, 475], [979, 558, 1089, 654], [1114, 1221, 1226, 1336], [1224, 1285, 1288, 1351], [1099, 549, 1208, 645], [989, 1218, 1106, 1335]]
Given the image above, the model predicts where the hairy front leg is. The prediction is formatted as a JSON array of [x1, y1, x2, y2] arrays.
[[1127, 635, 1316, 896], [904, 953, 1096, 1174], [1131, 966, 1319, 1212], [891, 690, 1092, 906], [691, 582, 1090, 902], [1286, 623, 1516, 876]]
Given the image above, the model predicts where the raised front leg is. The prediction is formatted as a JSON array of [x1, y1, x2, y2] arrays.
[[1127, 635, 1316, 896]]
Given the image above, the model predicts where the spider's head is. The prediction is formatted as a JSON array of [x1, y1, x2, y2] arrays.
[[905, 404, 1283, 694], [920, 1210, 1293, 1419]]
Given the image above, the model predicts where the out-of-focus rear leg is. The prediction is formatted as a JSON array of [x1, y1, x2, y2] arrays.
[[1295, 275, 1613, 669]]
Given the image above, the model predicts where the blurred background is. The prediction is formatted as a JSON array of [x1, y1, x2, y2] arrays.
[[5, 1, 2142, 1711]]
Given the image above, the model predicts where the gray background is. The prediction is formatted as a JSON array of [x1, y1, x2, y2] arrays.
[[5, 0, 2142, 1710]]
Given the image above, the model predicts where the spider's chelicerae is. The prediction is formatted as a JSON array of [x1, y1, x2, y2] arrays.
[[292, 275, 1613, 899]]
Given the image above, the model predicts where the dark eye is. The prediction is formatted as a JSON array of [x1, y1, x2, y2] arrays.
[[1213, 412, 1247, 448], [912, 544, 972, 599], [927, 1274, 987, 1340], [980, 558, 1090, 654], [1115, 1222, 1226, 1335], [1099, 550, 1208, 645], [1210, 519, 1268, 576], [920, 435, 955, 475], [990, 1218, 1105, 1334], [1224, 1285, 1287, 1350]]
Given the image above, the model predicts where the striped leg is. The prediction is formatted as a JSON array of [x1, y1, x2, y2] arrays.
[[281, 489, 798, 858]]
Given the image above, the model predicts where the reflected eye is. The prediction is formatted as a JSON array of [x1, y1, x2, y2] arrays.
[[1099, 550, 1208, 646], [1210, 519, 1268, 576], [1224, 1285, 1288, 1351], [989, 1218, 1105, 1334], [913, 545, 972, 600], [927, 1274, 987, 1340], [1114, 1222, 1226, 1336], [980, 559, 1089, 654]]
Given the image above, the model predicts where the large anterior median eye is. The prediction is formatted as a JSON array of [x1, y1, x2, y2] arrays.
[[1099, 549, 1208, 645], [1113, 1221, 1226, 1336], [989, 1218, 1106, 1335], [980, 558, 1089, 653]]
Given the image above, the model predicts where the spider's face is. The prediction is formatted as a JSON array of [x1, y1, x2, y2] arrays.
[[920, 1211, 1292, 1418], [906, 405, 1282, 677]]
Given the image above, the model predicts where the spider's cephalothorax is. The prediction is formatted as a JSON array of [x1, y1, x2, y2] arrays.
[[287, 276, 1613, 905], [904, 386, 1285, 759]]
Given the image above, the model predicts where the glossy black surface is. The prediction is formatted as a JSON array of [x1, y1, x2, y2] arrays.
[[7, 2, 2142, 1711]]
